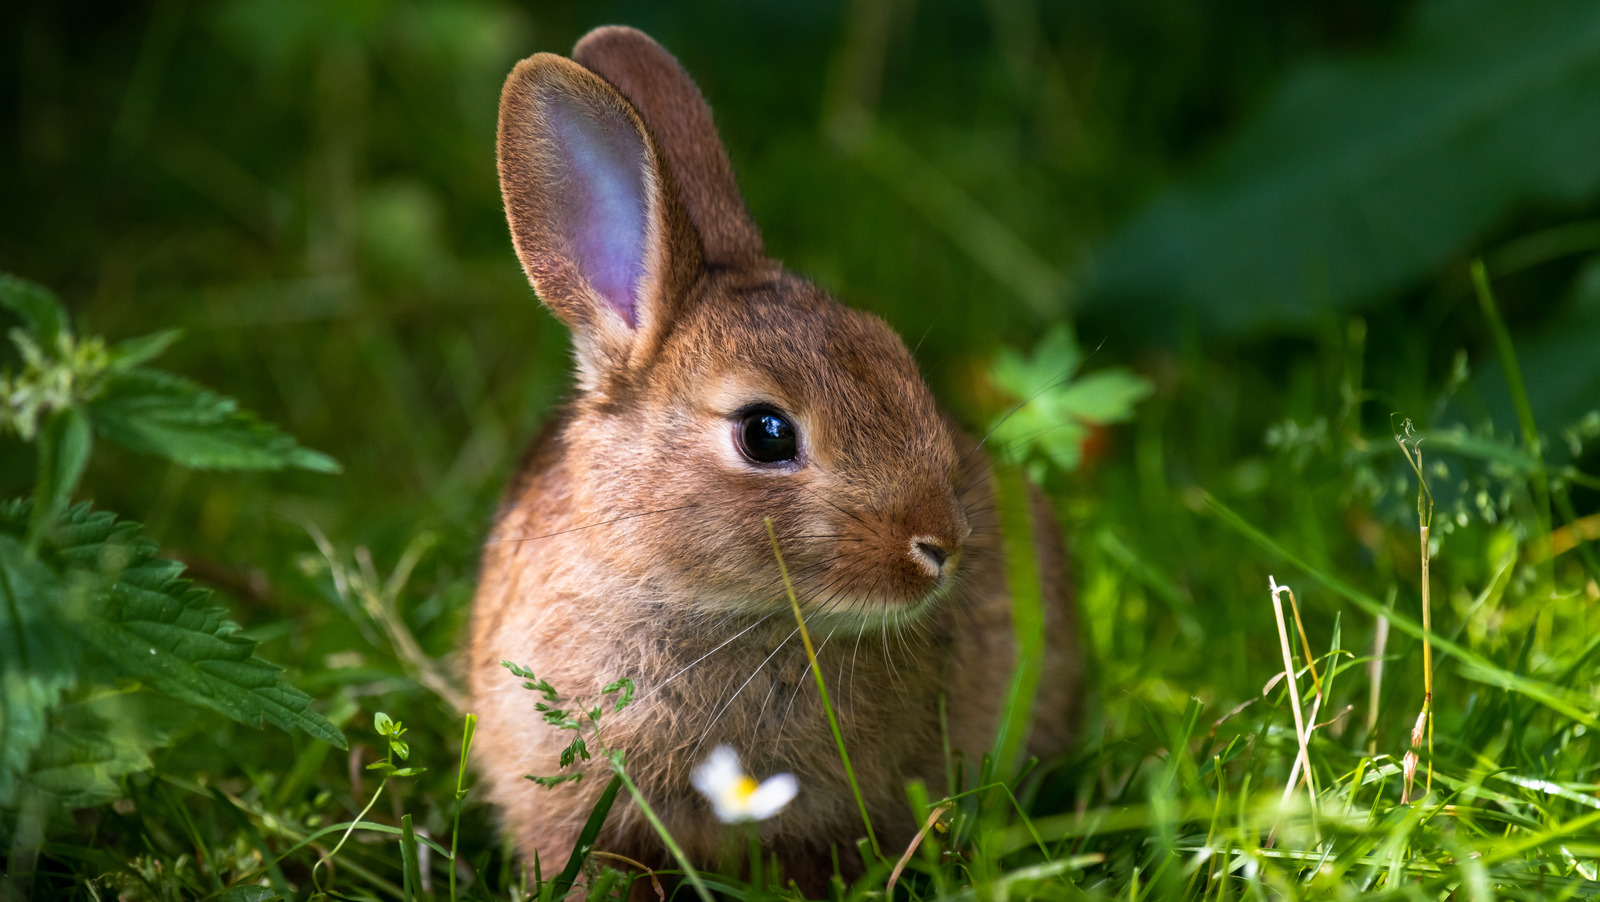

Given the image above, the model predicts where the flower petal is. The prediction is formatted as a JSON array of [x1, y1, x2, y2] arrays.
[[746, 773, 799, 820], [690, 745, 742, 796]]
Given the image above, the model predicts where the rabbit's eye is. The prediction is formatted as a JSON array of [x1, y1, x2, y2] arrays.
[[736, 407, 799, 465]]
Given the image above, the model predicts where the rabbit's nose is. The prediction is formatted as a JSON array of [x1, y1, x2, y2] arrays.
[[909, 536, 953, 578]]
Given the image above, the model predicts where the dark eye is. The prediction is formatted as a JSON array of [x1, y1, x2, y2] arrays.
[[736, 407, 799, 465]]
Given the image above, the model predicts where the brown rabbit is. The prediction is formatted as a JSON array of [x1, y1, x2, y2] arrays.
[[468, 25, 1082, 892]]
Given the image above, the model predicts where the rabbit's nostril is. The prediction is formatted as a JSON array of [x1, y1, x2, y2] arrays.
[[912, 539, 949, 574]]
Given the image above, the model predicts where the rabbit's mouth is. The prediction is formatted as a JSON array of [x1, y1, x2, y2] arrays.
[[794, 580, 956, 630], [765, 544, 963, 627]]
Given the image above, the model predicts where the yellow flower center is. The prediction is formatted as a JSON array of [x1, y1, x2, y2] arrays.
[[732, 775, 759, 802]]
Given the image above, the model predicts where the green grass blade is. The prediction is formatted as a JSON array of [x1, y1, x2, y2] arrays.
[[549, 772, 622, 902], [400, 813, 423, 902], [1205, 492, 1598, 727], [766, 518, 881, 859], [990, 464, 1045, 777], [1472, 259, 1552, 542]]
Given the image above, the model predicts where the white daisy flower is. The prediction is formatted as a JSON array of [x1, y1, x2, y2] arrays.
[[690, 745, 798, 823]]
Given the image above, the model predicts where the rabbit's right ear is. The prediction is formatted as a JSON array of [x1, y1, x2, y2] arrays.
[[497, 54, 702, 387]]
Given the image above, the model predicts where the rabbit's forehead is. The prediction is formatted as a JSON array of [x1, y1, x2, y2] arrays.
[[667, 294, 952, 466]]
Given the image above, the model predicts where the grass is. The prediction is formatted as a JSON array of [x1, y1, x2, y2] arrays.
[[8, 254, 1600, 900], [6, 1, 1600, 899]]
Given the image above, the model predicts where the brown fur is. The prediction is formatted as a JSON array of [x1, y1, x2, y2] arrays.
[[470, 26, 1082, 893]]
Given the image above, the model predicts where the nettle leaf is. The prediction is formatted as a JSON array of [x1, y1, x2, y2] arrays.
[[0, 535, 81, 808], [1083, 0, 1600, 338], [989, 326, 1152, 476], [107, 329, 182, 370], [27, 407, 92, 550], [89, 368, 340, 473], [22, 691, 192, 811], [0, 502, 348, 755], [0, 274, 67, 348]]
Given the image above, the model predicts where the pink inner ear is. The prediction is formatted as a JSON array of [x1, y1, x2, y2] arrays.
[[548, 97, 649, 327]]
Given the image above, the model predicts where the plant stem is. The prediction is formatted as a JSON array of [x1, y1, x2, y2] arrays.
[[765, 518, 882, 859], [609, 760, 714, 902], [313, 776, 389, 894], [450, 713, 477, 902], [991, 464, 1046, 778]]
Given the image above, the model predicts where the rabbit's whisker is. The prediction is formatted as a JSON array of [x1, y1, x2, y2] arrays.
[[689, 627, 798, 759], [796, 484, 873, 532], [636, 610, 781, 704]]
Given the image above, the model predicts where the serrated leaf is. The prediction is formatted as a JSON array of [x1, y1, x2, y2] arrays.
[[1084, 0, 1600, 338], [0, 502, 348, 752], [22, 690, 191, 811], [0, 536, 80, 808], [0, 274, 67, 347], [89, 368, 340, 473], [107, 329, 182, 370]]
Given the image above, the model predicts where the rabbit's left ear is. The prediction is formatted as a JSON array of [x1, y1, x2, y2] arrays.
[[573, 26, 765, 269], [497, 53, 703, 386]]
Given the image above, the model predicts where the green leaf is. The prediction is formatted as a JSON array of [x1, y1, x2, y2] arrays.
[[549, 774, 622, 901], [374, 710, 395, 735], [1084, 0, 1600, 337], [989, 325, 1152, 475], [21, 690, 191, 811], [0, 536, 79, 809], [603, 677, 634, 713], [27, 406, 92, 552], [528, 772, 582, 788], [1044, 370, 1153, 425], [107, 329, 182, 370], [0, 274, 67, 347], [0, 501, 348, 751], [88, 368, 340, 473]]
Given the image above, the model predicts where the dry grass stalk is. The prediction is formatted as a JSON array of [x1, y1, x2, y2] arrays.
[[1395, 421, 1435, 802], [1268, 576, 1317, 811], [1280, 583, 1324, 801], [589, 852, 667, 901], [1366, 612, 1389, 754], [885, 804, 951, 896]]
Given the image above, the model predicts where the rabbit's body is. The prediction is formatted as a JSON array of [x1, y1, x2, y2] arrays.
[[469, 26, 1081, 889]]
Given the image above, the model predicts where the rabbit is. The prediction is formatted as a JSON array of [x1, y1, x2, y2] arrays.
[[468, 25, 1083, 893]]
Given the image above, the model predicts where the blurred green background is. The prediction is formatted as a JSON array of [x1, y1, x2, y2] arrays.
[[6, 0, 1600, 891]]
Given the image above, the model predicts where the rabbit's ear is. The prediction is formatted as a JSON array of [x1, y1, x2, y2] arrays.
[[573, 27, 765, 268], [497, 54, 702, 384]]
